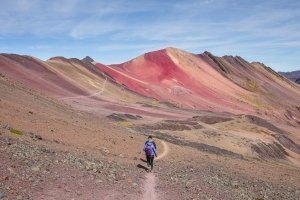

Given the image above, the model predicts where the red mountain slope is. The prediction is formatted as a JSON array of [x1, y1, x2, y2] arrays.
[[199, 52, 300, 121], [96, 48, 254, 114], [95, 48, 300, 123]]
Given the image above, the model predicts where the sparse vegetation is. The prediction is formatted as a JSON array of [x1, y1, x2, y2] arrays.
[[117, 121, 134, 128], [245, 79, 259, 92], [238, 94, 271, 109], [10, 128, 23, 135], [258, 129, 271, 135]]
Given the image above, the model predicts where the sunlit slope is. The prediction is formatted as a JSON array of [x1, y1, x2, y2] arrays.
[[46, 57, 150, 103], [95, 48, 300, 123], [0, 54, 86, 96], [0, 54, 152, 104]]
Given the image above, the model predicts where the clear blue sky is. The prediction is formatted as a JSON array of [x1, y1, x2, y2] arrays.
[[0, 0, 299, 72]]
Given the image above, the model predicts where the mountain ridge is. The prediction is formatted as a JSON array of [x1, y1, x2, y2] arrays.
[[1, 48, 300, 126], [279, 70, 300, 84]]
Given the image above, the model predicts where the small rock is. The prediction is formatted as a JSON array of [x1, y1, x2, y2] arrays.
[[231, 180, 239, 189], [115, 172, 125, 181], [96, 179, 103, 183], [29, 132, 43, 140], [256, 196, 264, 200], [31, 166, 40, 172], [2, 124, 11, 130], [132, 182, 138, 187], [185, 181, 192, 189], [104, 149, 110, 154], [17, 195, 22, 200], [7, 167, 14, 174], [0, 192, 6, 199], [35, 134, 43, 140]]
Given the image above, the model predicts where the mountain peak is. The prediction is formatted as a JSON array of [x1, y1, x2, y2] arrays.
[[164, 47, 179, 51], [82, 56, 94, 63]]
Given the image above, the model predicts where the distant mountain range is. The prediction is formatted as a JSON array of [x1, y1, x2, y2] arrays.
[[279, 70, 300, 84]]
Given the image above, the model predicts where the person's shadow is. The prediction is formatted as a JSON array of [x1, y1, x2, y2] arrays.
[[137, 158, 148, 171], [137, 164, 148, 171]]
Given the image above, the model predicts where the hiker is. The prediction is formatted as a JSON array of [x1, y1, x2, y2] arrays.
[[143, 136, 157, 172]]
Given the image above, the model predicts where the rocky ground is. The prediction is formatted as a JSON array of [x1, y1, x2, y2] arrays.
[[0, 131, 146, 200], [1, 127, 300, 199]]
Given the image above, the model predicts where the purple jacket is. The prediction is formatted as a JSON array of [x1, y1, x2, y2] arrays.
[[143, 141, 157, 156]]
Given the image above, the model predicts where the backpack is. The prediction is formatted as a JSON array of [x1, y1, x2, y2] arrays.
[[145, 143, 152, 156]]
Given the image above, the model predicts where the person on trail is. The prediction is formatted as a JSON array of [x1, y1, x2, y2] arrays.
[[143, 136, 157, 172]]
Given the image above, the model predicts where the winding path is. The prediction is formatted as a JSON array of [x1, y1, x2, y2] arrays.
[[142, 139, 168, 200], [157, 140, 168, 160], [59, 77, 107, 100]]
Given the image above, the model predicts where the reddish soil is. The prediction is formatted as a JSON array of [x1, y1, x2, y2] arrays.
[[95, 48, 300, 124]]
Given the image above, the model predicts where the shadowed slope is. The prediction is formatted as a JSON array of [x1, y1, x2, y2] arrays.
[[199, 52, 300, 123], [0, 54, 87, 96]]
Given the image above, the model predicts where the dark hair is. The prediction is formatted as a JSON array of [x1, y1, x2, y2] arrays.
[[148, 135, 153, 139]]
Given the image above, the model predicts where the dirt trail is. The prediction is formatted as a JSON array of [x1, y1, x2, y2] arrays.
[[157, 140, 168, 160], [60, 90, 103, 100], [142, 139, 168, 200], [60, 77, 107, 100], [142, 173, 157, 200]]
